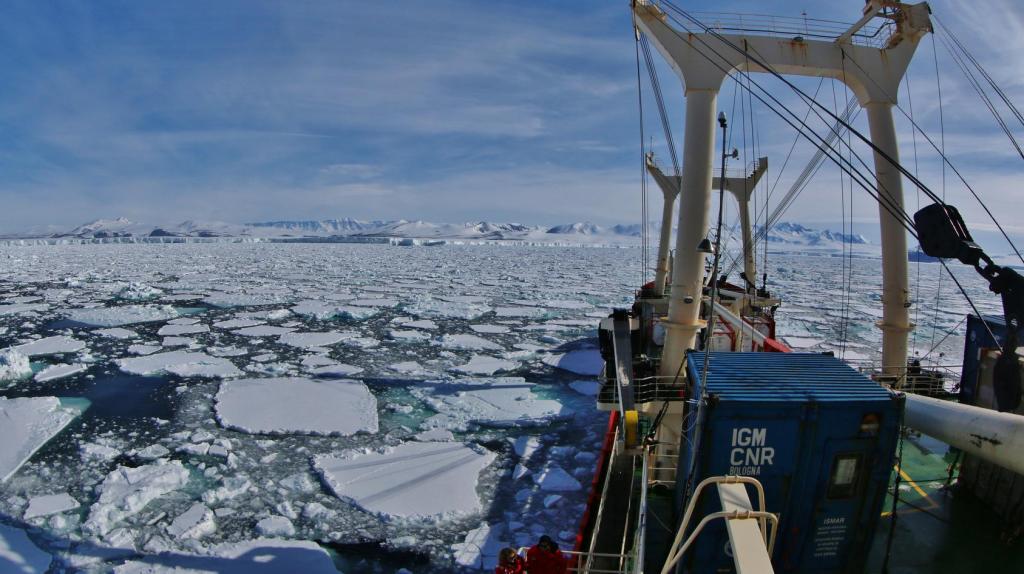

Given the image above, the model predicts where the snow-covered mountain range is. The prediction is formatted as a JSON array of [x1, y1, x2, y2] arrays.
[[4, 217, 868, 248]]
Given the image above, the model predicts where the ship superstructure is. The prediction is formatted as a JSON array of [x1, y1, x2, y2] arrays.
[[569, 2, 1024, 573]]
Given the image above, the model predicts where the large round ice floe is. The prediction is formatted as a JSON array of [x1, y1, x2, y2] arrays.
[[314, 441, 495, 520], [215, 377, 378, 436]]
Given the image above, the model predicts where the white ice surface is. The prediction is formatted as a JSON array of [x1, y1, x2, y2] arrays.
[[113, 538, 339, 574], [66, 305, 179, 327], [0, 397, 79, 481], [215, 377, 378, 436], [157, 323, 209, 336], [569, 380, 602, 396], [307, 364, 364, 378], [437, 334, 501, 351], [13, 335, 86, 356], [212, 318, 264, 329], [448, 355, 518, 375], [24, 492, 79, 519], [0, 523, 52, 573], [315, 441, 495, 520], [533, 464, 582, 491], [452, 523, 506, 570], [0, 349, 32, 382], [255, 516, 294, 537], [542, 348, 603, 375], [231, 325, 295, 337], [277, 331, 347, 349], [167, 503, 216, 539], [0, 303, 49, 316], [84, 460, 191, 537], [417, 378, 570, 429], [94, 327, 138, 339], [116, 351, 241, 378]]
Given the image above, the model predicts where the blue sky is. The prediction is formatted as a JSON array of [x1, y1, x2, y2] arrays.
[[2, 0, 1023, 244]]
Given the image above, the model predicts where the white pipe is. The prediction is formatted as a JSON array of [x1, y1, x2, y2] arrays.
[[865, 101, 913, 380], [737, 195, 756, 289], [659, 89, 717, 378], [712, 301, 767, 345], [904, 393, 1024, 476]]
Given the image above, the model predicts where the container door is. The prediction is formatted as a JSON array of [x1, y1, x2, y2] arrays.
[[801, 438, 873, 572]]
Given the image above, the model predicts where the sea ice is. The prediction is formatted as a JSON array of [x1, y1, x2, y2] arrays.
[[116, 351, 242, 378], [95, 327, 138, 339], [231, 325, 295, 337], [215, 377, 378, 436], [0, 397, 79, 481], [452, 523, 506, 569], [212, 318, 264, 329], [277, 331, 347, 349], [469, 324, 509, 334], [448, 355, 518, 375], [0, 302, 49, 315], [84, 460, 191, 537], [13, 335, 86, 356], [315, 441, 495, 520], [508, 436, 542, 459], [387, 329, 430, 343], [543, 348, 604, 376], [166, 502, 216, 539], [24, 492, 79, 519], [406, 299, 491, 320], [255, 516, 295, 537], [438, 334, 502, 351], [495, 306, 548, 318], [417, 378, 570, 429], [113, 538, 339, 574], [157, 323, 209, 336], [532, 464, 582, 492], [66, 305, 179, 327], [0, 523, 52, 572], [307, 363, 364, 377], [128, 344, 162, 355], [569, 380, 602, 396], [0, 349, 32, 382]]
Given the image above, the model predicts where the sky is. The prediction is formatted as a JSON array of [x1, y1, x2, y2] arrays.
[[1, 0, 1023, 246]]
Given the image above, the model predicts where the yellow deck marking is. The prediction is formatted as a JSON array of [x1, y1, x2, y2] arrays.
[[881, 465, 941, 517]]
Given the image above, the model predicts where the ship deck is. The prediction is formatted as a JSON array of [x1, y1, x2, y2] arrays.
[[866, 433, 1024, 572]]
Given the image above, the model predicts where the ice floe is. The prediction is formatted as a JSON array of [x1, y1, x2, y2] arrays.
[[306, 363, 364, 378], [543, 348, 604, 376], [13, 335, 86, 356], [533, 464, 582, 491], [117, 351, 242, 378], [417, 378, 571, 429], [0, 302, 49, 316], [113, 538, 339, 574], [448, 355, 518, 375], [452, 523, 506, 569], [157, 323, 209, 336], [315, 441, 495, 520], [95, 327, 138, 339], [65, 305, 179, 327], [24, 492, 79, 519], [0, 523, 52, 572], [277, 331, 347, 349], [0, 396, 80, 481], [438, 334, 502, 351], [84, 460, 191, 537], [231, 325, 295, 337], [215, 377, 378, 436], [167, 502, 216, 539]]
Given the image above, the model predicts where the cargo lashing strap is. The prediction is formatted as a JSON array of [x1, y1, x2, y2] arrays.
[[611, 309, 639, 449]]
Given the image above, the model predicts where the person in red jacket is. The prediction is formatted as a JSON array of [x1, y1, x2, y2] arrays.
[[495, 547, 526, 574], [526, 535, 569, 574]]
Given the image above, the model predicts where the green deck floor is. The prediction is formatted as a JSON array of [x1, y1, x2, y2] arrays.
[[866, 434, 1024, 572]]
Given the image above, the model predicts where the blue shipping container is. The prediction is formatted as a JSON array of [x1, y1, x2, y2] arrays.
[[680, 352, 902, 573]]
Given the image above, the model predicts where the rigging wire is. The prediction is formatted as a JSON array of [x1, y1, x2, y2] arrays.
[[641, 3, 1003, 352], [633, 23, 649, 285], [660, 0, 1022, 271], [928, 32, 947, 355]]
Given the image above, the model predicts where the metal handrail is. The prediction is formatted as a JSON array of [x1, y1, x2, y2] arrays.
[[514, 548, 634, 574]]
